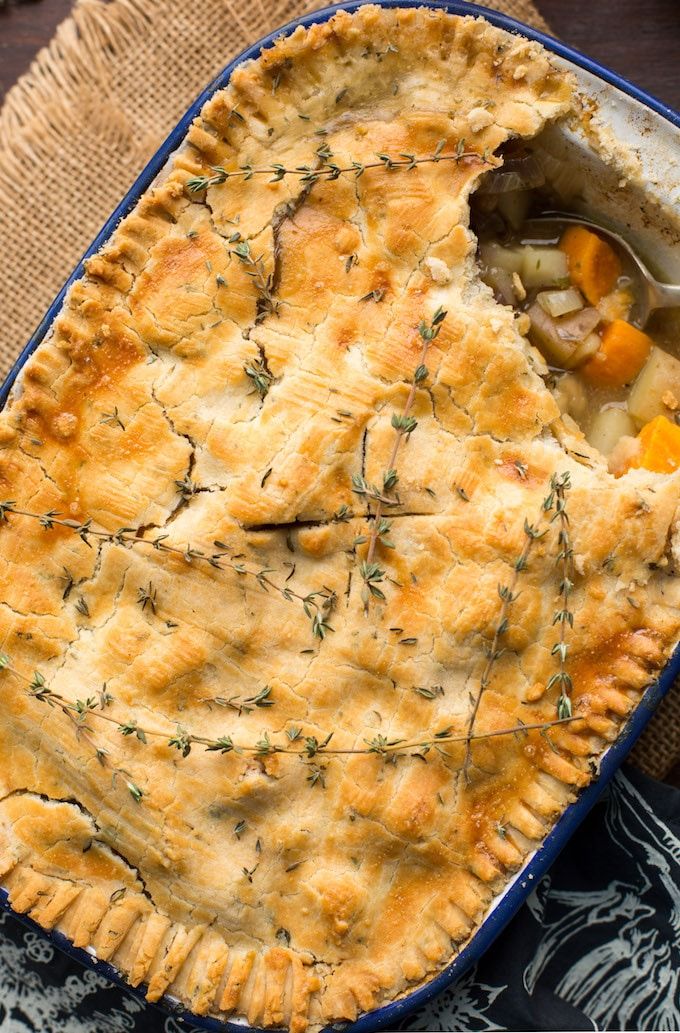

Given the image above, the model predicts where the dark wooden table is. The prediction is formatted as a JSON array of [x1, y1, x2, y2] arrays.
[[1, 0, 680, 110]]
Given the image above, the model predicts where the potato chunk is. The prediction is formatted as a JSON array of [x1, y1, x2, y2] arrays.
[[587, 407, 636, 456], [627, 347, 680, 427]]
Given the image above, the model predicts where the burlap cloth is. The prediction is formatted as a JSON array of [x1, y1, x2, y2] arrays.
[[0, 0, 676, 779]]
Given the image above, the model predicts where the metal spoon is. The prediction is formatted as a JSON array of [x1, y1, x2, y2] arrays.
[[526, 212, 680, 329]]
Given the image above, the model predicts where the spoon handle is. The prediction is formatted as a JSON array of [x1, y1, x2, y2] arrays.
[[650, 280, 680, 313]]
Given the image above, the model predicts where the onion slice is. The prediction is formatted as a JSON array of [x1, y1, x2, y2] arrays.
[[528, 302, 602, 370], [555, 306, 601, 342], [477, 153, 546, 195], [537, 288, 584, 318]]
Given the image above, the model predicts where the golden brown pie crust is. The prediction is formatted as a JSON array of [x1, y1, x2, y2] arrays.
[[0, 6, 679, 1031]]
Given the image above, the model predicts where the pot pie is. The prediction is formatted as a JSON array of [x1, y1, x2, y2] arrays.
[[1, 6, 680, 1031]]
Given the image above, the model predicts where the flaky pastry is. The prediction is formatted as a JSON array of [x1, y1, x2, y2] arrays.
[[0, 7, 679, 1031]]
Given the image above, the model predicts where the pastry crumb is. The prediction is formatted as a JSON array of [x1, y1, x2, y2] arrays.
[[512, 272, 526, 301], [52, 412, 78, 440], [423, 256, 452, 284], [467, 106, 494, 133], [515, 312, 531, 335]]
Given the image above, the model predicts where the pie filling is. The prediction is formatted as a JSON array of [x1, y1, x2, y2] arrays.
[[472, 146, 680, 477], [0, 7, 679, 1033]]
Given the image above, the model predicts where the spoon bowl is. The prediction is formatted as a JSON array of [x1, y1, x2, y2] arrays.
[[527, 212, 680, 328]]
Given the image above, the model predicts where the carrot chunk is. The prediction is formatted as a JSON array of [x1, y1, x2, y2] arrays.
[[580, 319, 653, 387], [560, 225, 622, 304], [630, 415, 680, 474]]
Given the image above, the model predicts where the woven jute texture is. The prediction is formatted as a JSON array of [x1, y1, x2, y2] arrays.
[[0, 0, 677, 779]]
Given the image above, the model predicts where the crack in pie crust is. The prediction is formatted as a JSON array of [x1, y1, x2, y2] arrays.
[[1, 6, 679, 1030]]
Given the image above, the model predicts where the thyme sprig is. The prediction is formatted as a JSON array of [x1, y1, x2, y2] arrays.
[[462, 471, 576, 780], [0, 503, 334, 641], [201, 685, 274, 714], [100, 407, 125, 430], [545, 472, 574, 720], [0, 652, 577, 773], [353, 307, 446, 611], [244, 356, 273, 398], [186, 141, 493, 193], [2, 663, 145, 804], [463, 501, 551, 782], [137, 582, 157, 614], [233, 241, 278, 323]]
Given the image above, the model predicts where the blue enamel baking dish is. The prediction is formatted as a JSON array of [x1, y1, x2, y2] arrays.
[[2, 2, 679, 1030]]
